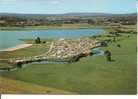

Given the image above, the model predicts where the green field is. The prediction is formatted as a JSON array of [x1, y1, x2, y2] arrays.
[[0, 43, 50, 59], [0, 76, 72, 94], [0, 33, 137, 94]]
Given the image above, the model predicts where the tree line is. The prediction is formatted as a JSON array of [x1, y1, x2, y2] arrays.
[[0, 14, 136, 27]]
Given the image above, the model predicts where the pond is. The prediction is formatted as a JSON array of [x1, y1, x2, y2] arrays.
[[91, 48, 104, 56]]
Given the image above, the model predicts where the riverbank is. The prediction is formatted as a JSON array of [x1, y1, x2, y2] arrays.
[[2, 44, 32, 52]]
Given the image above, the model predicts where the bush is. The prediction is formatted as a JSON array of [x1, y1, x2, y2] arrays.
[[35, 37, 41, 44], [117, 44, 121, 48], [100, 41, 108, 47], [104, 50, 112, 62], [16, 62, 23, 68]]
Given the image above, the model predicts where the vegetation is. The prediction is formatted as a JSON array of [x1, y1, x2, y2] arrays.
[[0, 32, 136, 94], [0, 42, 50, 59], [0, 76, 72, 94], [0, 13, 136, 27], [0, 13, 137, 94], [104, 50, 112, 62], [35, 37, 41, 44]]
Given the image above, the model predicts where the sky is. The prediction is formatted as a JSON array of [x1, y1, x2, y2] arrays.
[[0, 0, 137, 14]]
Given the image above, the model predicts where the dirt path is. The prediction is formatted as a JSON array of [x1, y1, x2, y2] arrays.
[[46, 42, 54, 54]]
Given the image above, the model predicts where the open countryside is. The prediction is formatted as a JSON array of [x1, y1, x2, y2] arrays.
[[0, 0, 137, 95]]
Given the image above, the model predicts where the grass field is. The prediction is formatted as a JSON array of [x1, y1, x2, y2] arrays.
[[0, 43, 50, 59], [0, 76, 72, 94], [0, 33, 137, 94]]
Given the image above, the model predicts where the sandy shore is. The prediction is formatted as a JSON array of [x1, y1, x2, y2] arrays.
[[2, 44, 32, 52]]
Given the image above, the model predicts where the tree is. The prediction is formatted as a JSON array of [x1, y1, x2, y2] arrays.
[[104, 50, 112, 62], [113, 37, 116, 42], [101, 41, 108, 47], [16, 62, 23, 68], [35, 37, 41, 44], [117, 44, 121, 48]]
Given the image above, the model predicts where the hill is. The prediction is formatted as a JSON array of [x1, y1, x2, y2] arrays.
[[0, 12, 136, 19]]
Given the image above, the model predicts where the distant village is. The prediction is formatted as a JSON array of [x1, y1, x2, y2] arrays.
[[44, 38, 98, 59], [0, 13, 136, 27]]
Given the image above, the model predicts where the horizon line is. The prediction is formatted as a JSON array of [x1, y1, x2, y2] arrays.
[[0, 11, 137, 15]]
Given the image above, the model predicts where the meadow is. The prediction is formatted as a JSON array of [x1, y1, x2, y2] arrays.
[[0, 32, 137, 94]]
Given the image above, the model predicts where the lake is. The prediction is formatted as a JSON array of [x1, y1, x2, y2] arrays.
[[0, 29, 104, 50]]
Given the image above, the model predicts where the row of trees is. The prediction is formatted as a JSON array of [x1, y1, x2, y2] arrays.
[[0, 14, 136, 27], [107, 15, 137, 25]]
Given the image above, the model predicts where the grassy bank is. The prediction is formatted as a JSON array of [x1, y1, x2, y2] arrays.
[[0, 33, 137, 94], [0, 43, 50, 59]]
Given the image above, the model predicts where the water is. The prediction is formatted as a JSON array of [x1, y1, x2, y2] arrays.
[[92, 48, 104, 56], [0, 29, 104, 50]]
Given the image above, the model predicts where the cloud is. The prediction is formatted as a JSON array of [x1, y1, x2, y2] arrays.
[[48, 0, 62, 5]]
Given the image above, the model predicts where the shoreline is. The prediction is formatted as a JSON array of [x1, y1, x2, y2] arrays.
[[0, 25, 136, 31], [1, 44, 33, 52], [0, 25, 106, 31]]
